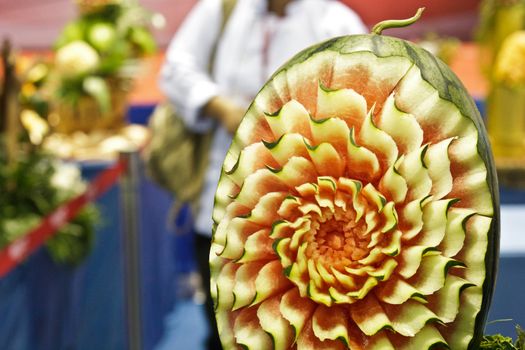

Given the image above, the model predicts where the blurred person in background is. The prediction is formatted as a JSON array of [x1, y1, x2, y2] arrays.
[[159, 0, 367, 348]]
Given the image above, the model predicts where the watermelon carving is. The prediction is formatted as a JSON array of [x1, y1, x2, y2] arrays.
[[210, 9, 499, 350]]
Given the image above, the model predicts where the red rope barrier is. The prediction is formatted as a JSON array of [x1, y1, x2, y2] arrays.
[[0, 158, 128, 277]]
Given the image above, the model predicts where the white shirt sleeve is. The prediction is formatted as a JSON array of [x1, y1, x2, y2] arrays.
[[159, 0, 222, 132], [316, 1, 368, 38]]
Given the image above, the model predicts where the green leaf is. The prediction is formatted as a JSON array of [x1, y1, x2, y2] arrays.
[[0, 147, 99, 264], [129, 26, 157, 55], [480, 334, 517, 350], [516, 325, 525, 350], [481, 325, 525, 350]]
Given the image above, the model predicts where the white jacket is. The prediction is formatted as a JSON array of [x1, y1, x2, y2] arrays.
[[160, 0, 367, 235]]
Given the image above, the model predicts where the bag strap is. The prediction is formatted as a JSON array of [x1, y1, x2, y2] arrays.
[[177, 0, 238, 218], [208, 0, 238, 73], [221, 0, 238, 30]]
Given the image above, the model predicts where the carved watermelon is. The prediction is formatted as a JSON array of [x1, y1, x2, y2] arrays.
[[210, 10, 499, 350]]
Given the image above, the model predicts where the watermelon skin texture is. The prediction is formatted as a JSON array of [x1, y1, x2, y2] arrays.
[[211, 33, 500, 350]]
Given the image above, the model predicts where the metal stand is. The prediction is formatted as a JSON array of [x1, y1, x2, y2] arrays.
[[120, 151, 143, 350]]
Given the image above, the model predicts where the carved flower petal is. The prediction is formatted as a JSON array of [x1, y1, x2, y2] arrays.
[[265, 99, 312, 140], [376, 93, 424, 154], [234, 169, 289, 207], [234, 307, 273, 350], [427, 274, 474, 323], [408, 254, 463, 295], [253, 260, 294, 306], [358, 108, 398, 170], [375, 275, 425, 305], [346, 129, 381, 182], [219, 218, 264, 260], [424, 137, 455, 200], [378, 160, 408, 204], [264, 133, 311, 167], [397, 147, 432, 202], [383, 299, 439, 337], [312, 304, 350, 344], [232, 261, 266, 310], [350, 295, 392, 336], [309, 113, 352, 156], [439, 207, 475, 258], [257, 294, 295, 350], [238, 228, 276, 263], [316, 84, 367, 132], [390, 324, 448, 350], [280, 288, 317, 340], [296, 319, 348, 350], [226, 142, 280, 186], [307, 142, 346, 178]]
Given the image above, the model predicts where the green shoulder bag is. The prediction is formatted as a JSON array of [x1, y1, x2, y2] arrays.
[[144, 0, 237, 213]]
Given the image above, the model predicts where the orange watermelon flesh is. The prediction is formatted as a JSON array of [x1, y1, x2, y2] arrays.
[[211, 36, 498, 350]]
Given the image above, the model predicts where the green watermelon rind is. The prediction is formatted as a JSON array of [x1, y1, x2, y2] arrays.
[[212, 33, 500, 350]]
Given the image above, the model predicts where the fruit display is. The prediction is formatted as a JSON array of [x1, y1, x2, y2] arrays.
[[42, 0, 159, 133]]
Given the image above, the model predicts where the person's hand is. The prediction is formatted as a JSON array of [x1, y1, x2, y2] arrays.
[[203, 96, 245, 135]]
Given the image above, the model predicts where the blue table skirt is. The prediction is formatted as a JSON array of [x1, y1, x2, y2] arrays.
[[0, 157, 179, 350], [486, 256, 525, 337], [0, 267, 31, 349]]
